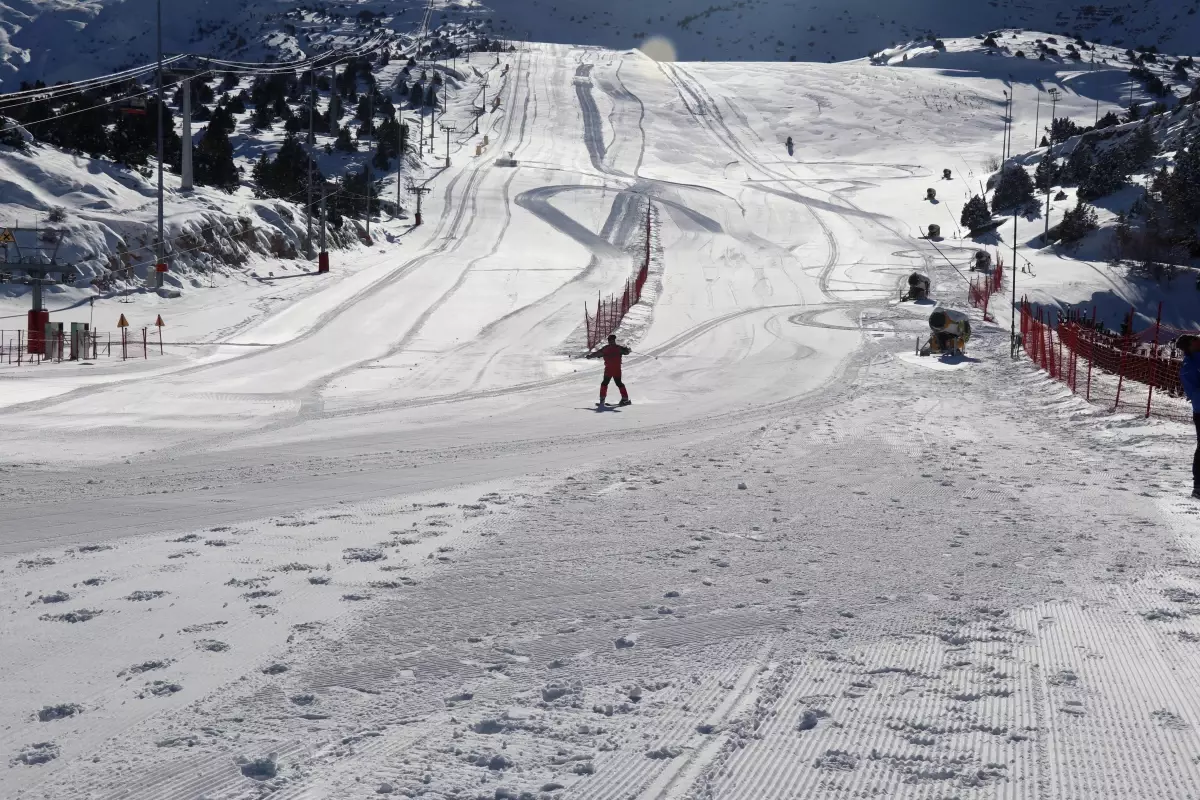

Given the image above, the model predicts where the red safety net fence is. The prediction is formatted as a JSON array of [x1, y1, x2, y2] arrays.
[[585, 204, 652, 350], [967, 255, 1004, 320], [1020, 299, 1195, 422]]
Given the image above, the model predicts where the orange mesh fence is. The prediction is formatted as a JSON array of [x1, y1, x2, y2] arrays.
[[1020, 300, 1194, 423], [968, 256, 1004, 320], [585, 203, 653, 350]]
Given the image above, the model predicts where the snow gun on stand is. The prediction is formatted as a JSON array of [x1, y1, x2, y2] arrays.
[[900, 272, 931, 302], [919, 308, 972, 357]]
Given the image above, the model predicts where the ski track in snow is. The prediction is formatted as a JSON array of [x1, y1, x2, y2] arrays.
[[4, 43, 1200, 800]]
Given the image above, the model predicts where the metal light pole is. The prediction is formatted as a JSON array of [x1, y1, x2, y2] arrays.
[[1033, 88, 1041, 148], [1048, 88, 1060, 141], [1000, 90, 1009, 166], [441, 123, 455, 168], [155, 0, 166, 289], [365, 90, 373, 243], [1010, 211, 1018, 357], [396, 110, 404, 217], [1044, 172, 1052, 243], [306, 68, 316, 258]]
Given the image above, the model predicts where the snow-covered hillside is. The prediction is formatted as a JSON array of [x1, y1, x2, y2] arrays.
[[5, 0, 1200, 88]]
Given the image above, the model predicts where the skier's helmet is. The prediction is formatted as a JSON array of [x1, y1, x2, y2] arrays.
[[608, 334, 617, 343]]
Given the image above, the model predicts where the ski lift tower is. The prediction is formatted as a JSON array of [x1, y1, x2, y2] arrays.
[[1, 225, 71, 354]]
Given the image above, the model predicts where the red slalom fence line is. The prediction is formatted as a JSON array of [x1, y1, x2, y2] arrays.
[[1020, 298, 1193, 422], [585, 203, 653, 350], [968, 255, 1004, 320]]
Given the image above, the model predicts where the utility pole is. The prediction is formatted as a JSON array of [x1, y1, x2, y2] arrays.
[[180, 78, 193, 191], [1033, 88, 1040, 148], [441, 123, 455, 168], [396, 110, 404, 217], [476, 76, 487, 135], [1010, 211, 1018, 357], [154, 0, 166, 290], [1000, 89, 1010, 166], [318, 192, 329, 273], [407, 183, 431, 226], [306, 67, 316, 258], [1047, 87, 1060, 145], [1044, 168, 1052, 243], [365, 90, 373, 244]]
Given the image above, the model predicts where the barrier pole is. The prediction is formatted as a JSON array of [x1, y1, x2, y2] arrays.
[[1145, 301, 1163, 418], [143, 327, 148, 359], [121, 329, 127, 361], [1114, 338, 1128, 411], [1070, 328, 1078, 393]]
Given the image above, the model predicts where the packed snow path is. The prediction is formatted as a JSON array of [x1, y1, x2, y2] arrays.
[[4, 46, 1200, 799]]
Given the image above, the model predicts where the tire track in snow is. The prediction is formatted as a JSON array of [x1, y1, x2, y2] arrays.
[[656, 63, 843, 305]]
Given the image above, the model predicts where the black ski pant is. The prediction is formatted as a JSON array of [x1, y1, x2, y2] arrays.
[[1193, 413, 1200, 490]]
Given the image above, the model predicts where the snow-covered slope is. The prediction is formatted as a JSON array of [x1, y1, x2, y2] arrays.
[[5, 0, 1200, 89], [5, 19, 1200, 800]]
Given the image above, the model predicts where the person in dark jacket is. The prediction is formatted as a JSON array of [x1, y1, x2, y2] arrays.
[[586, 334, 632, 406], [1179, 335, 1200, 498]]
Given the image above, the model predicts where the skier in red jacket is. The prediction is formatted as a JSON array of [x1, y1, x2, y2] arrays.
[[586, 334, 632, 406]]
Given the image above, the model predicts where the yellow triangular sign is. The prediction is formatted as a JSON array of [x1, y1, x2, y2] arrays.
[[117, 314, 129, 328], [0, 228, 14, 244], [154, 315, 165, 327]]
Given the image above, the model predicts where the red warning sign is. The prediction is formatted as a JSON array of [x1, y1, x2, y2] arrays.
[[155, 315, 165, 327]]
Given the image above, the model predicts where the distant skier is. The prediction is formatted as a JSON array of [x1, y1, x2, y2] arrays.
[[1179, 334, 1200, 498], [586, 334, 632, 407], [785, 136, 794, 156]]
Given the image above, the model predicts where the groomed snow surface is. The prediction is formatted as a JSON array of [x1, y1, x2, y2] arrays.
[[4, 43, 1200, 799]]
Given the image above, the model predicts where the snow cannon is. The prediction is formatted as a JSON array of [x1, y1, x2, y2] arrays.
[[901, 272, 931, 302], [972, 250, 993, 272], [921, 308, 972, 357], [927, 223, 941, 239], [926, 187, 937, 201]]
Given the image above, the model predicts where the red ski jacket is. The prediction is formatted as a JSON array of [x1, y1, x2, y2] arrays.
[[588, 343, 630, 371]]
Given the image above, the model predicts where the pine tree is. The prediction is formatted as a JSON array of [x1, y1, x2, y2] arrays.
[[1057, 200, 1098, 243], [1034, 152, 1058, 191], [193, 120, 239, 191], [1047, 117, 1081, 144], [252, 133, 320, 200], [1062, 141, 1096, 184], [334, 124, 356, 152], [961, 195, 992, 231], [1125, 122, 1158, 169], [1078, 145, 1130, 200], [991, 164, 1035, 213]]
